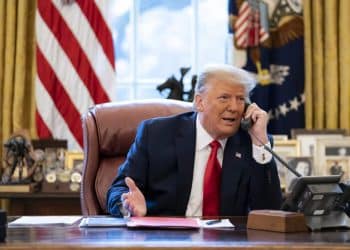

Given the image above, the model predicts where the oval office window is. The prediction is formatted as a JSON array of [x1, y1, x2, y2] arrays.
[[109, 0, 228, 101]]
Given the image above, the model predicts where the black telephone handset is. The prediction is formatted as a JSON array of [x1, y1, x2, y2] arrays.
[[240, 102, 304, 179], [240, 102, 253, 131]]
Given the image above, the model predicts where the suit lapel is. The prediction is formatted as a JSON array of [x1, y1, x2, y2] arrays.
[[175, 113, 196, 214]]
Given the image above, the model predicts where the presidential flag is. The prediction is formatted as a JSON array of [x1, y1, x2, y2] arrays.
[[229, 0, 305, 135], [36, 0, 116, 150]]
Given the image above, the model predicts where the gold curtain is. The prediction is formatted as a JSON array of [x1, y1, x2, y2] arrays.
[[0, 0, 37, 157], [304, 0, 350, 130]]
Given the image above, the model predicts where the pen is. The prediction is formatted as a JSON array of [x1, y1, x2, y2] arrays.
[[206, 219, 221, 225]]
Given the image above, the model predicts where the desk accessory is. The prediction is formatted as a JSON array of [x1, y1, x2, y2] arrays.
[[247, 210, 308, 232], [242, 124, 350, 231], [281, 175, 350, 230], [197, 219, 234, 228]]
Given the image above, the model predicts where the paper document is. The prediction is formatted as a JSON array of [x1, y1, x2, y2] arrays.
[[79, 216, 126, 227], [126, 217, 200, 229], [79, 217, 234, 229], [9, 216, 82, 227], [197, 219, 235, 228]]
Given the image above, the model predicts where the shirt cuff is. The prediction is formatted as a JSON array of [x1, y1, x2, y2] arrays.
[[252, 141, 273, 164]]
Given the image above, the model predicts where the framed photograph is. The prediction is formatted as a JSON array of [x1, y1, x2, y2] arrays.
[[27, 139, 68, 178], [290, 128, 347, 139], [65, 151, 84, 170], [315, 137, 350, 180], [273, 140, 300, 157], [325, 158, 349, 181], [44, 147, 66, 171], [292, 131, 345, 157], [272, 134, 289, 141], [284, 156, 313, 193], [272, 140, 300, 189]]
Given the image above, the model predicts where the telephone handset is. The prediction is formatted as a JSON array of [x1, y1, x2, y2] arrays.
[[240, 102, 253, 131]]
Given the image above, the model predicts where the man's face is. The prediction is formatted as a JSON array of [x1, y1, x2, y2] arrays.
[[195, 79, 246, 139]]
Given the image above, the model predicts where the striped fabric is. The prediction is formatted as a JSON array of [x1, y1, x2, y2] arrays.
[[36, 0, 116, 150], [234, 0, 269, 48]]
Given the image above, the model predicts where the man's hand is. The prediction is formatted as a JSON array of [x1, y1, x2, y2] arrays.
[[244, 103, 269, 145], [121, 177, 147, 217]]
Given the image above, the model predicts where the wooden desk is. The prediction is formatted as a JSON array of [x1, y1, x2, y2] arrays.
[[0, 192, 81, 215], [2, 217, 350, 249]]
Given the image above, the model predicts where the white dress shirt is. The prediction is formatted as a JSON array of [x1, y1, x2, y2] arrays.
[[185, 117, 272, 217]]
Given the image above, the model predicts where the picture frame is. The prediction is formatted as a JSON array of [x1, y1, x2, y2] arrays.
[[23, 139, 69, 180], [284, 156, 313, 193], [273, 140, 300, 157], [315, 137, 350, 180], [65, 151, 84, 170], [290, 129, 346, 157], [43, 147, 66, 171], [272, 134, 289, 141], [290, 128, 347, 139], [272, 140, 300, 190], [325, 158, 349, 181]]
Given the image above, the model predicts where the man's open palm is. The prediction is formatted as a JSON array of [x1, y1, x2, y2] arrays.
[[121, 177, 147, 216]]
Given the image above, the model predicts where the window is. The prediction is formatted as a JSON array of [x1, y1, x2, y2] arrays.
[[108, 0, 228, 101]]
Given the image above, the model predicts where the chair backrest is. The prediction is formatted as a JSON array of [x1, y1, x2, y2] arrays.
[[80, 99, 193, 215]]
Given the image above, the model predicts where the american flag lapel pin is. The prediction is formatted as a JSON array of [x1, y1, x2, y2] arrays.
[[235, 152, 242, 159]]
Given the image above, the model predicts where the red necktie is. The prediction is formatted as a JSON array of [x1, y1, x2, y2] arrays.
[[203, 140, 221, 216]]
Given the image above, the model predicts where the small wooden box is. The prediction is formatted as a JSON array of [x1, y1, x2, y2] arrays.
[[247, 210, 308, 233]]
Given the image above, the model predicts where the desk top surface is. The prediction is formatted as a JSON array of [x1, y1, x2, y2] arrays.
[[2, 217, 350, 250], [0, 192, 80, 198]]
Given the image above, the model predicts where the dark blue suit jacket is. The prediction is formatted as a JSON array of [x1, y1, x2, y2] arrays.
[[107, 112, 282, 217]]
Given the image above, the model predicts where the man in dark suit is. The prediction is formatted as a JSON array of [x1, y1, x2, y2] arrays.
[[107, 64, 282, 217]]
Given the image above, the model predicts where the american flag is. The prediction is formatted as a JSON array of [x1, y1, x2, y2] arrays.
[[234, 0, 269, 48], [36, 0, 116, 150], [229, 0, 305, 135]]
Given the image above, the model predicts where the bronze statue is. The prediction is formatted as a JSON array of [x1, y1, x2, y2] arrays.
[[157, 67, 197, 102], [1, 134, 36, 184]]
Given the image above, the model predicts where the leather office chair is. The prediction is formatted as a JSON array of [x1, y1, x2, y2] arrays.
[[80, 99, 193, 215]]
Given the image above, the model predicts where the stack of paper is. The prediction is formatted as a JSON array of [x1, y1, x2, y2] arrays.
[[197, 219, 235, 228], [78, 216, 236, 229], [126, 217, 200, 229], [79, 216, 126, 227], [9, 216, 82, 227]]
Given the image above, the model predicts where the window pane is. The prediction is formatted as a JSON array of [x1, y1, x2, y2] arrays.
[[109, 0, 228, 101], [137, 0, 192, 79], [197, 0, 227, 72], [110, 0, 132, 82], [136, 85, 165, 99], [115, 85, 133, 101]]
